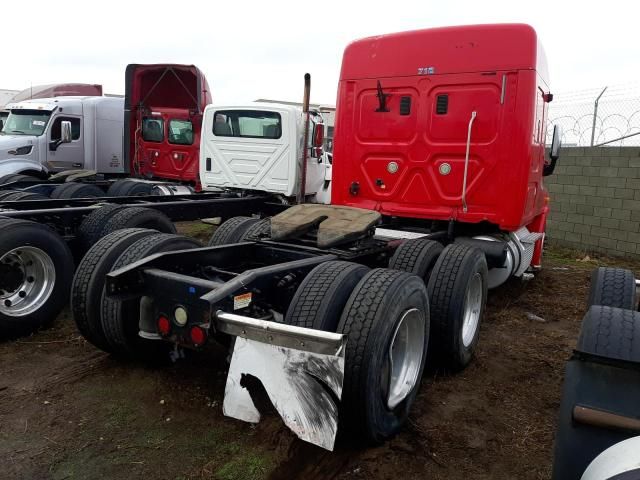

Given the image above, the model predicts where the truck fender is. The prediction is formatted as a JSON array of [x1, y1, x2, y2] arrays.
[[0, 159, 47, 177]]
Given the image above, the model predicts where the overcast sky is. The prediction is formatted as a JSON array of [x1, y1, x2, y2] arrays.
[[2, 0, 637, 105]]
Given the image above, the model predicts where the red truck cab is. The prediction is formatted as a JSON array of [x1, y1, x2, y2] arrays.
[[332, 24, 553, 239], [124, 64, 212, 187]]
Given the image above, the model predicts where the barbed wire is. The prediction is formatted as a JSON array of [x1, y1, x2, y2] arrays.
[[546, 83, 640, 146]]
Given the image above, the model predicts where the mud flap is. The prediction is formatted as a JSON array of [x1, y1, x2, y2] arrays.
[[217, 312, 345, 451]]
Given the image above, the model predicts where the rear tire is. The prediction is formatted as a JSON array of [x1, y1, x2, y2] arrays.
[[208, 216, 261, 246], [76, 204, 126, 252], [0, 174, 39, 185], [285, 261, 369, 331], [0, 220, 74, 338], [106, 179, 131, 197], [0, 190, 19, 201], [427, 243, 488, 371], [389, 238, 443, 283], [0, 191, 48, 201], [100, 233, 202, 359], [239, 218, 271, 241], [50, 182, 105, 199], [71, 228, 157, 352], [337, 268, 429, 445], [112, 180, 153, 197], [587, 267, 637, 310], [99, 207, 176, 238]]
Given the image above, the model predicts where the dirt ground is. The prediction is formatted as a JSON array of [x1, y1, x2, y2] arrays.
[[2, 223, 639, 480]]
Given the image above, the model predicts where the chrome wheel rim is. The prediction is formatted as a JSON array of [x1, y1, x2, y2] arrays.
[[0, 247, 55, 317], [384, 308, 426, 410], [462, 273, 483, 347]]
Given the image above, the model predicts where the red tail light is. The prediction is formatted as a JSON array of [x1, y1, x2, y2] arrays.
[[157, 316, 171, 336], [189, 326, 207, 346]]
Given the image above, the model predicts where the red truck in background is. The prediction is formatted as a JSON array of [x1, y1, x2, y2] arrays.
[[124, 64, 211, 188]]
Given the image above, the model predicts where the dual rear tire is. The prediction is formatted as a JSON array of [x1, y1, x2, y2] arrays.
[[71, 229, 201, 360], [285, 262, 430, 445], [389, 239, 488, 371]]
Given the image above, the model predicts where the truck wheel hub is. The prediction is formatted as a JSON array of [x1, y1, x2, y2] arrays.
[[0, 247, 55, 317], [462, 273, 483, 347], [383, 307, 425, 409]]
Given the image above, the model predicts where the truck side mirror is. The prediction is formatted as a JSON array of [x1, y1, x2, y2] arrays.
[[50, 120, 73, 151], [544, 124, 562, 176], [61, 121, 73, 144], [0, 119, 4, 132]]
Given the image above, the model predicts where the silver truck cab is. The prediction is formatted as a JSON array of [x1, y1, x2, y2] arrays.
[[0, 96, 125, 177]]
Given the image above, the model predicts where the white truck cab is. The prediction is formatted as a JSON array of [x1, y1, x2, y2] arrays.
[[199, 103, 331, 203], [0, 96, 125, 177]]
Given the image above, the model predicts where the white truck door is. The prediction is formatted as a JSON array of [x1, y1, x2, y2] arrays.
[[201, 108, 296, 196], [46, 115, 84, 171]]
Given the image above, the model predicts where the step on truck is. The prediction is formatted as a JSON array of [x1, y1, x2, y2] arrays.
[[71, 24, 562, 450], [0, 98, 327, 337]]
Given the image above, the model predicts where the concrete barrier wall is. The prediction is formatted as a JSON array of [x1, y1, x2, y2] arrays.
[[546, 146, 640, 258]]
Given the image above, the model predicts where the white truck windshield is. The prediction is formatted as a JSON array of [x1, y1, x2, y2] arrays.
[[1, 110, 52, 136]]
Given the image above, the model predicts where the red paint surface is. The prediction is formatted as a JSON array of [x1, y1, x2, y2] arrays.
[[124, 64, 212, 186], [332, 24, 551, 232]]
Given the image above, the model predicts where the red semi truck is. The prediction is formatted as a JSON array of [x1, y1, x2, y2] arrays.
[[124, 64, 211, 188], [71, 24, 561, 450]]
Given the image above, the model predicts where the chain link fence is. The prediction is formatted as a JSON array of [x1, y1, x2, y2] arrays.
[[546, 83, 640, 146]]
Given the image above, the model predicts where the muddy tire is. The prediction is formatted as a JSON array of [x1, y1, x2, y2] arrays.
[[208, 216, 261, 246], [100, 207, 176, 238], [389, 238, 443, 283], [337, 268, 429, 445], [76, 204, 127, 252], [0, 174, 39, 185], [285, 261, 369, 331], [101, 233, 202, 359], [70, 228, 157, 352], [50, 182, 105, 199], [552, 306, 640, 480], [239, 218, 271, 241], [587, 267, 637, 310], [0, 219, 74, 338], [0, 191, 48, 201], [427, 243, 488, 371]]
